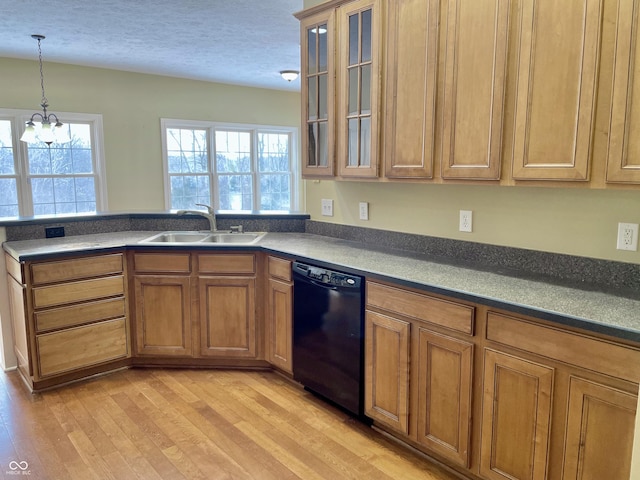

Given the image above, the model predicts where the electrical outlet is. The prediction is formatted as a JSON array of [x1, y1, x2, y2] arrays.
[[321, 199, 333, 217], [45, 226, 65, 238], [359, 202, 369, 221], [459, 210, 473, 233], [617, 222, 639, 251]]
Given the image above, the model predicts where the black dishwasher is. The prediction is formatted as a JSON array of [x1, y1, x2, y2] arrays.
[[292, 261, 365, 417]]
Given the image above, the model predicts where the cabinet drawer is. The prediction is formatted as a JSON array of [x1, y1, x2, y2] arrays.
[[198, 254, 256, 275], [33, 275, 125, 309], [5, 253, 23, 283], [36, 317, 128, 378], [133, 253, 191, 273], [30, 254, 123, 285], [486, 311, 640, 383], [268, 256, 291, 282], [35, 297, 126, 332], [367, 282, 474, 335]]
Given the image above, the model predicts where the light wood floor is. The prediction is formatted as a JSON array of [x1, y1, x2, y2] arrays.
[[0, 368, 461, 480]]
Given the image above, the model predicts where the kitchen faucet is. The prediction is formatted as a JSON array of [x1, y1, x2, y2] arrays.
[[176, 203, 217, 232]]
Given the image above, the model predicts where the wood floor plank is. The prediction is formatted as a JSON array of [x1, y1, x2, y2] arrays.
[[0, 368, 461, 480]]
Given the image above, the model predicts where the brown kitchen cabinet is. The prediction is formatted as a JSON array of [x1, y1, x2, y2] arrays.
[[364, 309, 410, 434], [510, 0, 602, 181], [132, 252, 192, 357], [5, 252, 130, 391], [365, 280, 475, 463], [299, 8, 336, 178], [266, 255, 293, 373], [336, 0, 382, 178], [606, 0, 640, 184], [479, 349, 554, 480], [383, 0, 438, 179], [198, 253, 257, 358]]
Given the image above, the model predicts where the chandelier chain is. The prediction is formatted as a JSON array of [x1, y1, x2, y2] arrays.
[[37, 37, 48, 108]]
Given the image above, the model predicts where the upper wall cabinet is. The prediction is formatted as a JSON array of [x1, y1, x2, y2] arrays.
[[384, 0, 438, 179], [607, 0, 640, 184], [510, 0, 604, 181], [440, 0, 510, 180], [337, 0, 383, 178], [300, 10, 336, 177]]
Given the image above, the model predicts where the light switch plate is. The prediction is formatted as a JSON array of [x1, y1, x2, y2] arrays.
[[321, 199, 333, 217]]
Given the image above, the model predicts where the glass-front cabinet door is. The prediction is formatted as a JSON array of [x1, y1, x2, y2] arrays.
[[337, 0, 381, 178], [300, 11, 335, 177]]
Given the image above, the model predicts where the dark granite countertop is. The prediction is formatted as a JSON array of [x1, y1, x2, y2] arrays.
[[4, 231, 640, 343]]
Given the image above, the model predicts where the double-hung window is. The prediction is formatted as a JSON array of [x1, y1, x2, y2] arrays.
[[162, 119, 299, 212], [0, 109, 106, 219]]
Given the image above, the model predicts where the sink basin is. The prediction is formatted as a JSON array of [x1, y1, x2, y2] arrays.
[[144, 232, 211, 243], [139, 231, 265, 245], [201, 233, 263, 244]]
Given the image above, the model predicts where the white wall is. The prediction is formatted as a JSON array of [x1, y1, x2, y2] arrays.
[[0, 227, 17, 370]]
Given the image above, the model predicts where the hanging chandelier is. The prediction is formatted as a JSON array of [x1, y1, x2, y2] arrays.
[[20, 35, 69, 145]]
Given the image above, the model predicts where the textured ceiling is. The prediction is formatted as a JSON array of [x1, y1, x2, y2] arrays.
[[0, 0, 303, 91]]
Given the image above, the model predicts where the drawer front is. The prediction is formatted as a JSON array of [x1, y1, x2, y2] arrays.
[[5, 253, 24, 284], [133, 253, 191, 273], [35, 297, 126, 332], [36, 317, 128, 378], [198, 254, 256, 275], [268, 256, 292, 282], [367, 282, 474, 335], [31, 254, 123, 285], [33, 275, 125, 309], [486, 311, 640, 383]]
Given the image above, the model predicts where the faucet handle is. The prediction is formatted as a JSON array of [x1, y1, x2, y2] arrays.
[[195, 203, 214, 214]]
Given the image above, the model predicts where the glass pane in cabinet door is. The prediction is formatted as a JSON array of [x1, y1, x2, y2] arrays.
[[307, 28, 317, 74], [308, 76, 318, 120], [348, 67, 359, 115], [348, 118, 359, 166], [307, 123, 318, 166], [361, 9, 372, 62], [319, 74, 328, 120], [318, 24, 328, 72], [349, 14, 359, 65], [318, 122, 328, 167], [360, 64, 371, 114], [360, 117, 371, 167]]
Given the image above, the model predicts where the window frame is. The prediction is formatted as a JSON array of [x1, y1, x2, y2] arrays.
[[161, 118, 300, 213], [0, 108, 107, 218]]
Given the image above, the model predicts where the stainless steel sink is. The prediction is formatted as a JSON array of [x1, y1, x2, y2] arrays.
[[139, 231, 265, 245], [200, 233, 263, 244]]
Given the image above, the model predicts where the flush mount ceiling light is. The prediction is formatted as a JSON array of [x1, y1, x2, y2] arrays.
[[280, 70, 300, 82], [20, 35, 69, 145]]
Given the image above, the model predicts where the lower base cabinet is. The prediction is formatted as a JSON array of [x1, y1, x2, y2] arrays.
[[416, 329, 473, 468], [479, 349, 554, 480], [364, 280, 639, 480], [563, 377, 636, 480]]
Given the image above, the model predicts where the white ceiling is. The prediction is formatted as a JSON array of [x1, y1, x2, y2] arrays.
[[1, 0, 303, 92]]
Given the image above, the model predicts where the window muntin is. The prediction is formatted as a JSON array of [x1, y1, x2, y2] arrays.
[[162, 120, 298, 213], [0, 110, 106, 219]]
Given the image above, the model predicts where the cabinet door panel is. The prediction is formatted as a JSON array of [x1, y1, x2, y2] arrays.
[[417, 329, 473, 467], [384, 0, 438, 178], [441, 0, 509, 179], [134, 276, 191, 356], [337, 0, 381, 178], [511, 0, 602, 180], [300, 10, 336, 177], [365, 310, 410, 434], [267, 278, 293, 373], [199, 277, 256, 358], [607, 0, 640, 183], [562, 377, 636, 480], [480, 349, 553, 480]]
